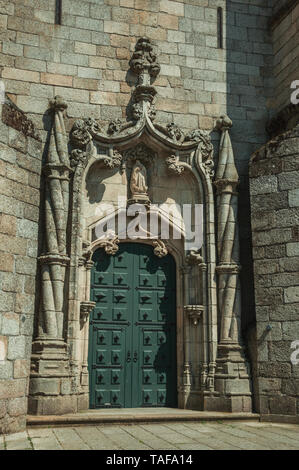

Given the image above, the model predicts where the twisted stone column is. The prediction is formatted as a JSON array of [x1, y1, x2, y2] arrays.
[[29, 97, 75, 415], [214, 115, 241, 345], [210, 115, 252, 412]]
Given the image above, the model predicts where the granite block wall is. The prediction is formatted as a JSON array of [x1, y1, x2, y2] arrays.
[[0, 102, 42, 433], [250, 124, 299, 420], [270, 0, 299, 112]]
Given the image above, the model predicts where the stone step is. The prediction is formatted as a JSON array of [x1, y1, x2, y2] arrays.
[[27, 409, 260, 428]]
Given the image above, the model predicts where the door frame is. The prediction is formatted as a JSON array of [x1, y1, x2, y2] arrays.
[[87, 237, 184, 409]]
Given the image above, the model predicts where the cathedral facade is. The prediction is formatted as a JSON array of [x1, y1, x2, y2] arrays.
[[0, 0, 298, 433]]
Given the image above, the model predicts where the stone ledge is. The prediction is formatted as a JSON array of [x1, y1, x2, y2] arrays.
[[260, 414, 299, 425], [27, 409, 260, 427]]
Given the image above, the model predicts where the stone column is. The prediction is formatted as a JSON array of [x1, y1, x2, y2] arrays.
[[29, 97, 76, 415], [181, 266, 191, 408], [79, 253, 95, 407], [211, 115, 252, 412]]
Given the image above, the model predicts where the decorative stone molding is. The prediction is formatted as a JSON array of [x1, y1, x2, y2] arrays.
[[96, 236, 120, 256], [216, 263, 241, 275], [103, 149, 123, 169], [166, 122, 185, 143], [2, 96, 40, 141], [107, 118, 122, 135], [79, 242, 94, 268], [80, 301, 96, 323], [153, 239, 168, 258], [38, 253, 70, 266], [124, 142, 155, 168], [185, 249, 204, 266], [66, 38, 214, 181], [70, 119, 123, 170], [166, 155, 185, 176], [184, 305, 204, 326]]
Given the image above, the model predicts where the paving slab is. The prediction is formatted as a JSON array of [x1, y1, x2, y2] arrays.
[[121, 424, 179, 449], [232, 423, 299, 449], [205, 423, 286, 450], [99, 425, 151, 450], [1, 421, 299, 450], [75, 426, 120, 450], [52, 427, 90, 450], [29, 436, 63, 451]]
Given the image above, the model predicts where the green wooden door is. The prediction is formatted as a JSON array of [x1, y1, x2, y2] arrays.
[[88, 243, 177, 408]]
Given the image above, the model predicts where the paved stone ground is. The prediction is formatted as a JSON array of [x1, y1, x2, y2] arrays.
[[1, 421, 299, 450]]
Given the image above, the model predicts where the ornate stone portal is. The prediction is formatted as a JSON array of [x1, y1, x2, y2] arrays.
[[29, 37, 252, 415]]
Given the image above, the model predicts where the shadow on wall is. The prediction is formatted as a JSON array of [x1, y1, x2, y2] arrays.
[[224, 0, 273, 411]]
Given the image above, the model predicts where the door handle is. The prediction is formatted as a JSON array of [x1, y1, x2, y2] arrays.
[[126, 350, 131, 362], [133, 351, 138, 362]]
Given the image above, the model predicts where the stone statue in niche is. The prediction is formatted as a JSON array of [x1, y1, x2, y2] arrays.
[[129, 159, 149, 203]]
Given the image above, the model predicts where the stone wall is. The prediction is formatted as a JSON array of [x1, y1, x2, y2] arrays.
[[0, 101, 42, 433], [0, 0, 274, 338], [270, 0, 299, 113], [1, 0, 293, 429], [249, 123, 299, 421]]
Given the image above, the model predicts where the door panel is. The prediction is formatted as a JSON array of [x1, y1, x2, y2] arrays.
[[88, 242, 177, 408]]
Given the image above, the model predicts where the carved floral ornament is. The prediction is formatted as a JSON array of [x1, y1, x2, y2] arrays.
[[86, 236, 168, 259], [2, 97, 41, 141]]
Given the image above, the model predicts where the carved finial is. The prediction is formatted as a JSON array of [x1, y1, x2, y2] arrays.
[[216, 114, 232, 131], [129, 37, 160, 80], [49, 95, 68, 112], [215, 113, 239, 187], [129, 38, 160, 118]]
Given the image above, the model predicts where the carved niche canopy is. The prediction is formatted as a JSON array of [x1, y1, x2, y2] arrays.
[[69, 37, 214, 180]]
